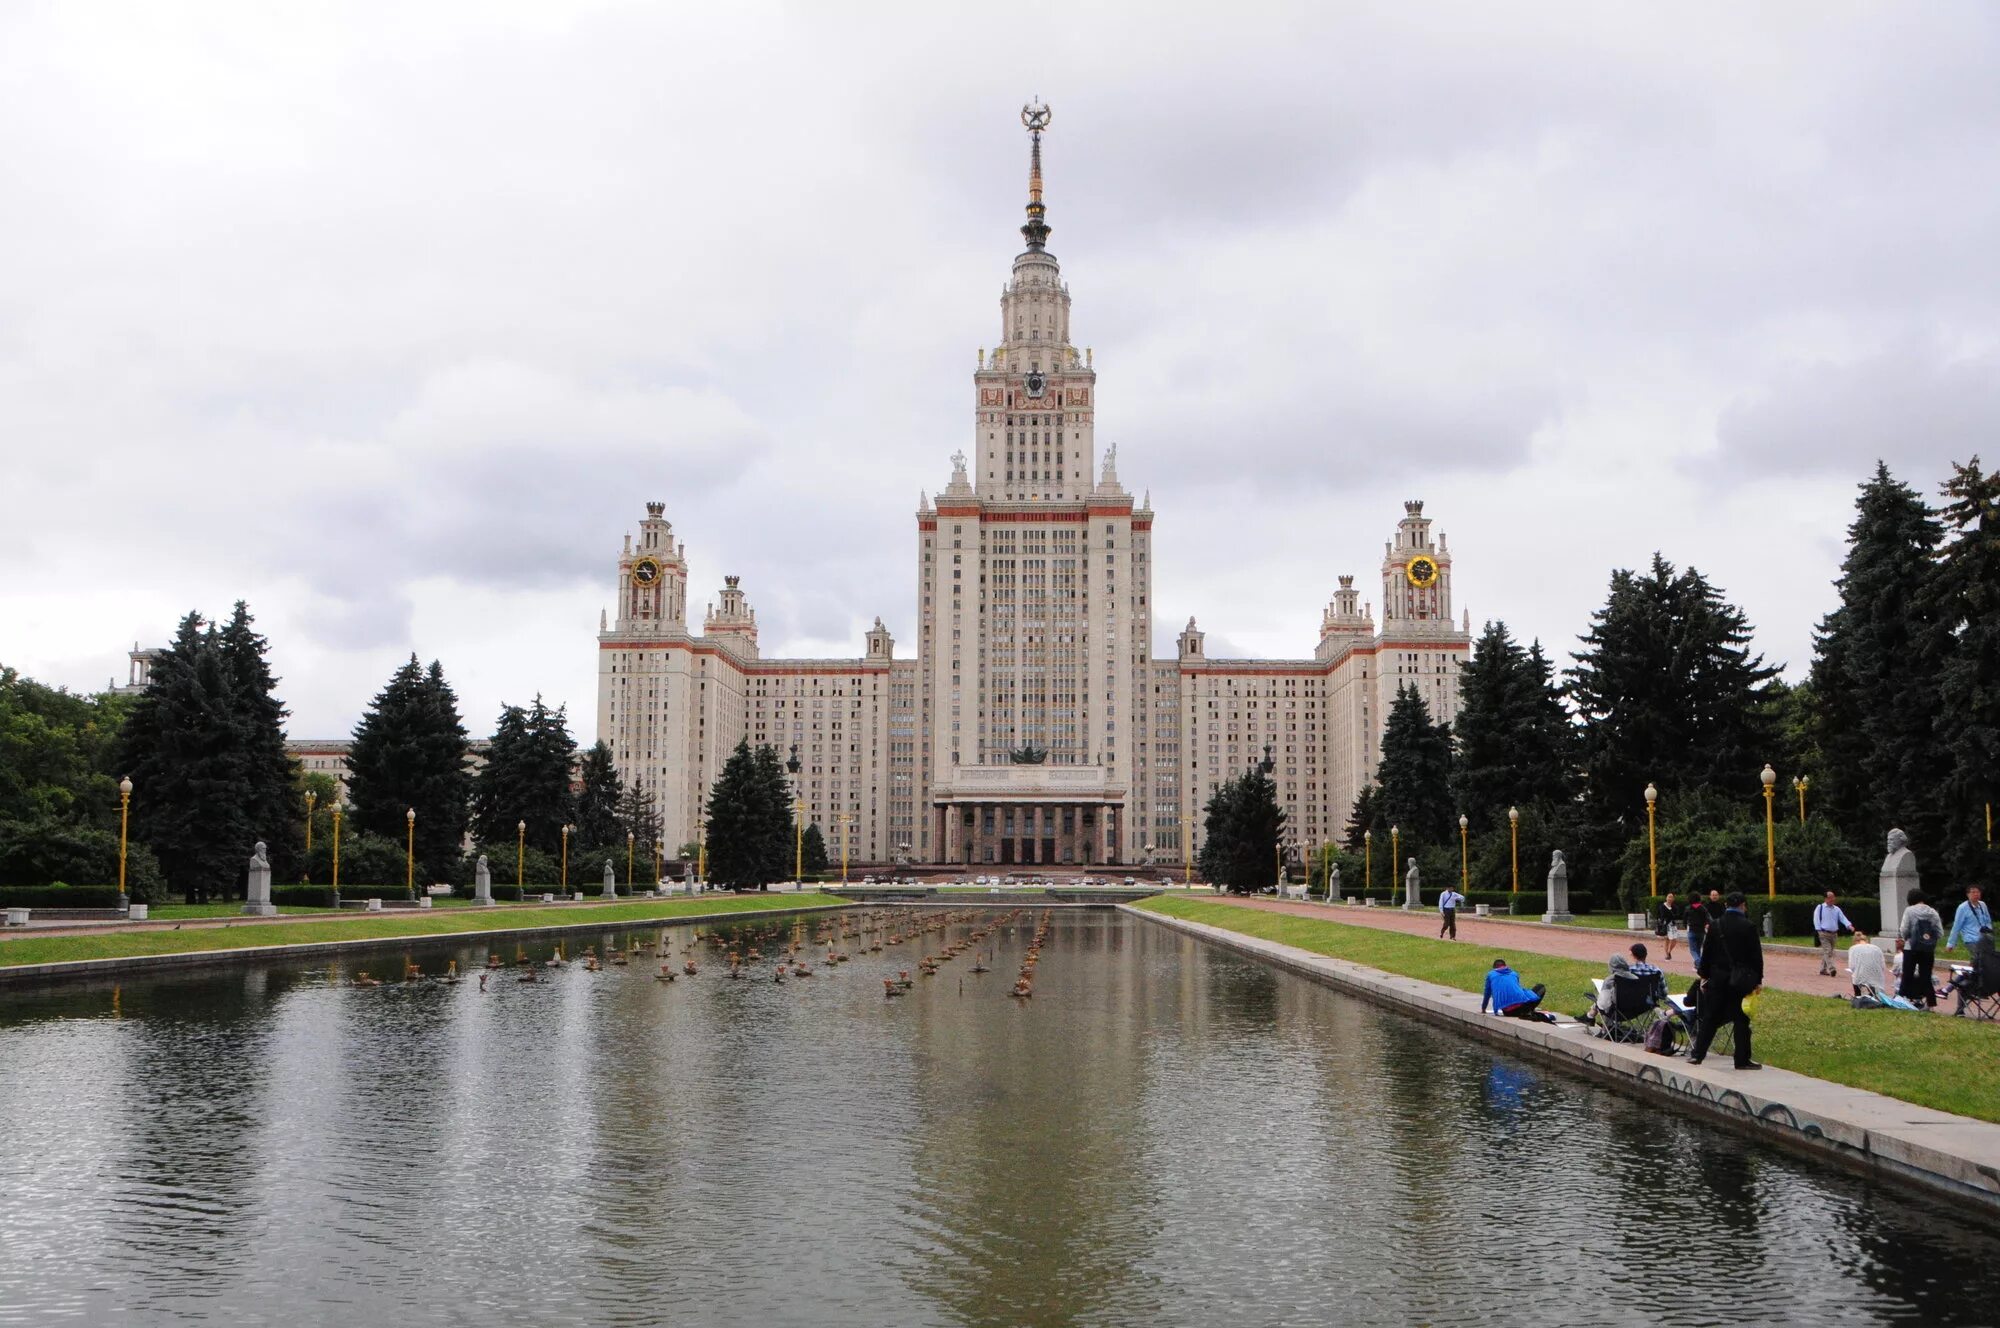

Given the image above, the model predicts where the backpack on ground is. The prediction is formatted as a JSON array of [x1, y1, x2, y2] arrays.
[[1643, 1017, 1675, 1055]]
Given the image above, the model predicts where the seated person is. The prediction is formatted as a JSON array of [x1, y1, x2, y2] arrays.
[[1580, 954, 1631, 1026], [1847, 930, 1888, 997], [1481, 958, 1554, 1022], [1625, 942, 1667, 1002], [1940, 927, 1999, 1011]]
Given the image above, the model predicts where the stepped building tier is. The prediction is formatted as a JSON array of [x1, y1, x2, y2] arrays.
[[596, 103, 1470, 869]]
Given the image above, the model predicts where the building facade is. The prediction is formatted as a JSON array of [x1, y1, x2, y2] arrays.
[[597, 106, 1471, 869]]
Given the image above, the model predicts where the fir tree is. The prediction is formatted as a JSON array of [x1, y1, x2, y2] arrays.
[[1931, 456, 2000, 882], [704, 739, 788, 888], [1450, 624, 1575, 833], [1808, 463, 1948, 852], [801, 822, 830, 876], [1199, 768, 1285, 893], [616, 776, 661, 857], [470, 696, 576, 854], [573, 741, 623, 847], [115, 612, 254, 901], [214, 602, 300, 881], [346, 656, 472, 883], [1375, 684, 1454, 846], [1567, 554, 1780, 891], [1342, 784, 1381, 852]]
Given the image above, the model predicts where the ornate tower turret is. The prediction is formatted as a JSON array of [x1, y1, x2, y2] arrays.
[[704, 575, 759, 659], [614, 500, 687, 633]]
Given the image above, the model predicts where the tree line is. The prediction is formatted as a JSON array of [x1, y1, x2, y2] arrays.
[[1204, 457, 1999, 902]]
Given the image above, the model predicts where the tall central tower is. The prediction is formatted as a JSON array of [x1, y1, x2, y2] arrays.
[[916, 102, 1153, 865]]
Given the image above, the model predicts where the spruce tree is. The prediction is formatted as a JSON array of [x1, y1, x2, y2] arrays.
[[1568, 554, 1780, 889], [471, 697, 576, 854], [573, 741, 623, 847], [615, 776, 661, 857], [1375, 684, 1454, 846], [116, 612, 253, 901], [1199, 768, 1284, 893], [801, 822, 829, 876], [1342, 784, 1380, 852], [346, 656, 471, 882], [1931, 456, 2000, 882], [1808, 463, 1948, 852], [705, 739, 786, 888], [215, 602, 299, 882]]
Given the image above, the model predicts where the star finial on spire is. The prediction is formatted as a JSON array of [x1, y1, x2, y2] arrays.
[[1020, 98, 1052, 251]]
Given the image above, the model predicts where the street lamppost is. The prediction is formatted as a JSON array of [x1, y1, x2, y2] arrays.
[[626, 831, 635, 890], [696, 815, 707, 887], [1458, 814, 1469, 893], [1760, 764, 1778, 898], [1508, 805, 1519, 896], [836, 812, 856, 885], [517, 820, 526, 890], [304, 789, 316, 882], [1644, 784, 1658, 899], [560, 824, 571, 890], [404, 807, 416, 896], [1364, 829, 1373, 899], [1793, 775, 1809, 825], [653, 840, 662, 890], [331, 802, 342, 891], [1183, 826, 1192, 888], [787, 744, 804, 886], [118, 776, 133, 903]]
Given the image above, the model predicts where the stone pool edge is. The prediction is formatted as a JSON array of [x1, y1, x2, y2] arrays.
[[1123, 904, 2000, 1216], [0, 903, 858, 987]]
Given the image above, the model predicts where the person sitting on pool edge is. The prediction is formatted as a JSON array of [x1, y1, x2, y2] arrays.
[[1480, 958, 1556, 1023]]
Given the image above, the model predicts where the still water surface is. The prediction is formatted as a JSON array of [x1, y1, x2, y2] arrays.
[[0, 908, 1992, 1326]]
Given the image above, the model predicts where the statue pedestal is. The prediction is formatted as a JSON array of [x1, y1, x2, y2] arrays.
[[243, 841, 275, 915], [473, 856, 495, 907], [241, 902, 277, 917], [1880, 839, 1919, 944]]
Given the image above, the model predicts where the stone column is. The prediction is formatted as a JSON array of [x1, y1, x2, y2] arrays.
[[1879, 829, 1918, 941], [473, 854, 495, 906], [242, 841, 276, 916]]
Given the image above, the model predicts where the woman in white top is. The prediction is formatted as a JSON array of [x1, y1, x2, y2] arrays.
[[1847, 930, 1888, 997]]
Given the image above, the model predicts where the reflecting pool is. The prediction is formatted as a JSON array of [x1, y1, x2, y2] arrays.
[[0, 909, 1991, 1326]]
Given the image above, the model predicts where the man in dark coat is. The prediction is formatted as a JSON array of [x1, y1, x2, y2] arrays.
[[1687, 891, 1762, 1070]]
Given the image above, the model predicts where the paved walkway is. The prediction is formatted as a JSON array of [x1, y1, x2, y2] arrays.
[[1215, 896, 1887, 999]]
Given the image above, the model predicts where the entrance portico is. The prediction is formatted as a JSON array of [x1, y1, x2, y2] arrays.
[[933, 766, 1127, 867]]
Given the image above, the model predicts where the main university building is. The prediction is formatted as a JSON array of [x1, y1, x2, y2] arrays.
[[598, 108, 1470, 870]]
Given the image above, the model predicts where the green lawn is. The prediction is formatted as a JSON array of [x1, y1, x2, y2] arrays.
[[1136, 896, 2000, 1124], [0, 895, 847, 969]]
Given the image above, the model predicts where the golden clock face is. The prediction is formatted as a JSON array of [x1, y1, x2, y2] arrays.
[[1406, 555, 1439, 589], [631, 557, 662, 587]]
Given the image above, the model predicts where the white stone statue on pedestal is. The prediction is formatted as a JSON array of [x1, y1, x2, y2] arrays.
[[242, 841, 276, 916], [473, 853, 494, 906], [1879, 829, 1918, 942], [1403, 858, 1420, 910], [1543, 850, 1572, 924], [603, 861, 618, 898], [1328, 864, 1341, 903]]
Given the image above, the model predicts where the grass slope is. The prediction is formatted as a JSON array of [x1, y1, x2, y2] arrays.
[[0, 895, 845, 969], [1137, 896, 2000, 1124]]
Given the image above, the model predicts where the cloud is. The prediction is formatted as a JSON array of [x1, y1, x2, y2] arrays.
[[2, 2, 1998, 740]]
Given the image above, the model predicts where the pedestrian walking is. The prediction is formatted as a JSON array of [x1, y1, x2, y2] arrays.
[[1438, 885, 1465, 940], [1812, 891, 1854, 977], [1685, 891, 1718, 972], [1897, 889, 1945, 1009], [1947, 886, 1992, 953], [1687, 891, 1762, 1070], [1655, 891, 1680, 961]]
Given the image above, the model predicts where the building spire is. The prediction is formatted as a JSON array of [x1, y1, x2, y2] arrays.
[[1020, 98, 1052, 251]]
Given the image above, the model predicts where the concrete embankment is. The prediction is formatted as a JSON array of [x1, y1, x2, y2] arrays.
[[0, 903, 855, 988], [1126, 904, 2000, 1216]]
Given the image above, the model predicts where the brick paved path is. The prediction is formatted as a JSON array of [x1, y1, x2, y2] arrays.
[[1214, 896, 1880, 999]]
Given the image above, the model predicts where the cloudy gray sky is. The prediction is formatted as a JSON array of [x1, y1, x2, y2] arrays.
[[5, 2, 1997, 742]]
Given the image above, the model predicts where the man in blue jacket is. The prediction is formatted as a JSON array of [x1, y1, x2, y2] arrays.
[[1948, 886, 1992, 953], [1480, 958, 1553, 1022]]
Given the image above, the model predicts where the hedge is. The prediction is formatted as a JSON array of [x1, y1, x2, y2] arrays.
[[335, 883, 413, 902], [0, 884, 126, 908], [1648, 893, 1900, 937], [272, 885, 338, 908]]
